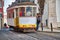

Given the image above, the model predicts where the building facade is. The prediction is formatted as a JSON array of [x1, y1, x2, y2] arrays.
[[0, 0, 4, 17], [41, 0, 60, 28], [0, 0, 4, 30]]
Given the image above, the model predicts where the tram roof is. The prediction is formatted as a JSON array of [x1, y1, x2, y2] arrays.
[[7, 2, 36, 9]]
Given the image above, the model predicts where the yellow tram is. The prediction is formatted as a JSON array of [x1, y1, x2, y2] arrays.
[[7, 2, 37, 32]]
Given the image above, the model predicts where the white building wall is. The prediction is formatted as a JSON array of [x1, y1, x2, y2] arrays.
[[42, 0, 60, 28], [48, 0, 58, 28], [42, 0, 49, 27], [56, 0, 60, 27], [56, 0, 60, 22]]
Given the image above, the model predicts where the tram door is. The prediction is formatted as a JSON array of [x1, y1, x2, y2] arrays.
[[15, 7, 25, 27], [15, 8, 19, 27]]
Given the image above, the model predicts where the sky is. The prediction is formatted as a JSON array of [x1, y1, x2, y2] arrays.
[[4, 0, 15, 15]]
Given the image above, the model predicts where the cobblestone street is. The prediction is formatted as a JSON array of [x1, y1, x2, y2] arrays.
[[0, 30, 60, 40]]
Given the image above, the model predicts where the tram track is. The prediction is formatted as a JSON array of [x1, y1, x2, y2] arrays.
[[25, 34, 40, 40], [0, 30, 58, 40], [10, 31, 40, 40], [10, 31, 58, 40]]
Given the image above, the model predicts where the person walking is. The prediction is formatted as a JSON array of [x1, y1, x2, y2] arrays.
[[4, 23, 9, 31], [36, 13, 41, 31], [4, 23, 7, 28]]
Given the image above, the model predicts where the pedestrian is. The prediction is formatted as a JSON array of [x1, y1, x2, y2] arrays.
[[4, 23, 7, 28], [36, 13, 41, 31], [4, 23, 9, 31]]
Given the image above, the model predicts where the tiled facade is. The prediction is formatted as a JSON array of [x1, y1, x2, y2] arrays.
[[0, 0, 4, 18], [0, 0, 4, 30]]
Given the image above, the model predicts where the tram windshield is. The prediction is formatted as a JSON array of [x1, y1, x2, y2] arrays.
[[19, 7, 25, 17], [26, 7, 32, 16], [19, 7, 36, 17]]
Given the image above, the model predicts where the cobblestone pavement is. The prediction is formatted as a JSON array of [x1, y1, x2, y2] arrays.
[[0, 30, 60, 40]]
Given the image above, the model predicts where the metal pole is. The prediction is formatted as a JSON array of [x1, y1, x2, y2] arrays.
[[50, 23, 53, 32], [41, 23, 43, 31], [1, 18, 2, 30]]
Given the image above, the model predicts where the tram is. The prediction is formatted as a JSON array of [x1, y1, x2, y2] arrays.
[[7, 2, 37, 32]]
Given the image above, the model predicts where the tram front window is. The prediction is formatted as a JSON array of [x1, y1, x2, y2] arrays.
[[19, 7, 25, 17], [19, 7, 36, 17], [26, 7, 32, 16], [33, 7, 36, 16]]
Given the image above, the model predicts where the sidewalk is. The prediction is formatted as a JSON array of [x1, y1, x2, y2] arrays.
[[38, 27, 60, 32], [1, 27, 14, 31], [1, 27, 9, 31]]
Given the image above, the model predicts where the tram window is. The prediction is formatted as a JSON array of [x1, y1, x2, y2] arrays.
[[8, 12, 14, 18], [19, 7, 25, 17], [33, 7, 36, 16], [21, 0, 30, 2], [26, 7, 32, 16], [30, 0, 34, 3], [0, 13, 2, 17], [7, 13, 9, 18], [18, 0, 20, 3], [13, 12, 14, 18], [9, 13, 11, 18]]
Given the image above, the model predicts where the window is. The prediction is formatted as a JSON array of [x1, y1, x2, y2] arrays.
[[46, 19, 48, 26], [19, 7, 25, 17], [21, 0, 26, 2], [18, 0, 20, 3], [9, 13, 11, 18], [11, 12, 14, 18], [13, 12, 14, 18], [26, 7, 32, 16], [0, 14, 2, 17], [0, 1, 2, 7], [8, 13, 14, 18], [33, 7, 36, 16], [30, 0, 34, 3], [26, 0, 30, 2], [16, 0, 34, 3], [16, 0, 17, 1], [21, 0, 30, 2]]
